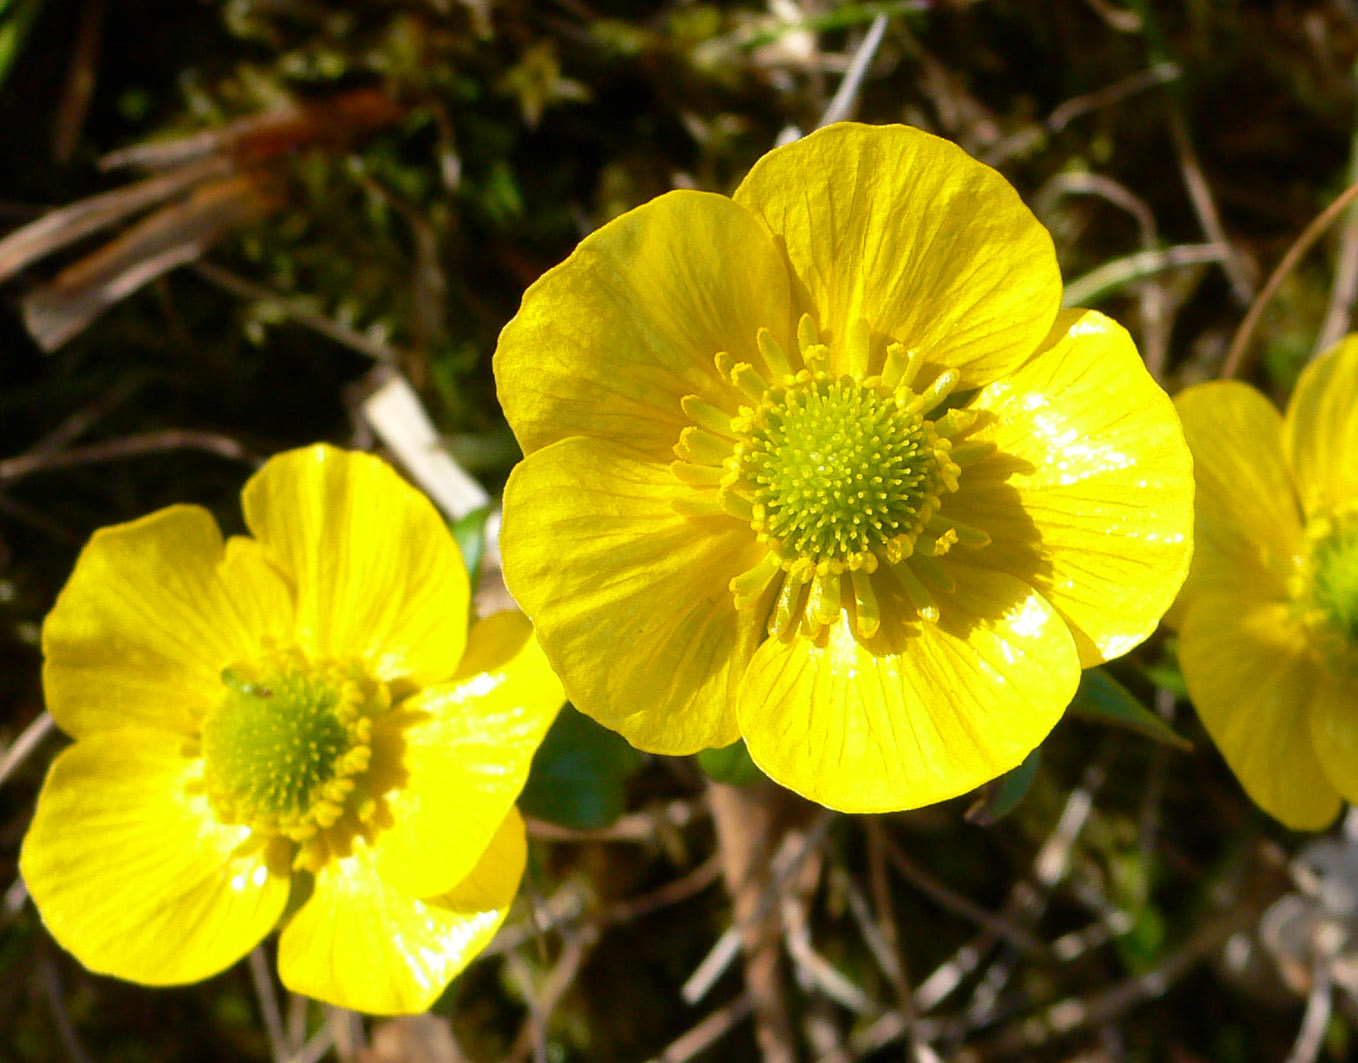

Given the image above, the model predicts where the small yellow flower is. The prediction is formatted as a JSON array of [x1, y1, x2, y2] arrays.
[[494, 122, 1193, 813], [20, 445, 564, 1014], [1174, 337, 1358, 830]]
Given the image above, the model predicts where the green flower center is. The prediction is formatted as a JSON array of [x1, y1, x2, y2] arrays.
[[201, 650, 389, 846], [668, 314, 995, 643], [1299, 511, 1358, 674], [738, 376, 939, 568], [1314, 523, 1358, 640]]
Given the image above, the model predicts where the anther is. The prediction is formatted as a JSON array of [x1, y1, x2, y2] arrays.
[[806, 571, 843, 628], [928, 515, 990, 548], [730, 553, 782, 610], [670, 461, 725, 487], [672, 494, 728, 518], [674, 426, 732, 466], [724, 364, 762, 403], [950, 441, 996, 467], [845, 318, 871, 378], [881, 342, 922, 390], [914, 370, 958, 416], [891, 562, 940, 623], [850, 569, 881, 639], [757, 327, 794, 379], [681, 395, 737, 438], [911, 554, 956, 594], [796, 313, 819, 356], [770, 571, 809, 639]]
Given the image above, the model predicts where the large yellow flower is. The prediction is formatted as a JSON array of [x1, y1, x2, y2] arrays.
[[494, 122, 1193, 813], [1174, 337, 1358, 830], [20, 445, 563, 1014]]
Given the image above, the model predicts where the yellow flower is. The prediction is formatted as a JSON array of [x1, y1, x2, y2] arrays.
[[1174, 337, 1358, 830], [494, 122, 1193, 813], [20, 445, 563, 1014]]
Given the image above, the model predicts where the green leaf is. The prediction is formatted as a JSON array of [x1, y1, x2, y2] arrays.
[[0, 0, 44, 89], [696, 740, 766, 786], [1067, 667, 1192, 750], [965, 748, 1040, 825], [450, 504, 492, 588], [518, 705, 643, 829]]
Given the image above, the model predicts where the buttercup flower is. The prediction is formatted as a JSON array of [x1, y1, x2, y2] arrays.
[[20, 445, 563, 1013], [495, 122, 1193, 813], [1174, 337, 1358, 830]]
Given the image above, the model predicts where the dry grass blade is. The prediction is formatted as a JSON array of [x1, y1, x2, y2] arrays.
[[645, 994, 754, 1063], [98, 88, 406, 173], [0, 710, 54, 789], [0, 156, 231, 286], [0, 429, 255, 484], [21, 173, 283, 351]]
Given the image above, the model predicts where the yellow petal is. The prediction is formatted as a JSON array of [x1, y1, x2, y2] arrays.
[[733, 123, 1060, 389], [1306, 669, 1358, 807], [20, 729, 289, 984], [278, 809, 525, 1015], [42, 506, 294, 738], [1179, 592, 1342, 830], [241, 445, 469, 685], [1173, 379, 1304, 613], [501, 437, 764, 755], [736, 563, 1078, 813], [494, 189, 796, 460], [374, 611, 562, 897], [950, 310, 1194, 666], [1284, 334, 1358, 519]]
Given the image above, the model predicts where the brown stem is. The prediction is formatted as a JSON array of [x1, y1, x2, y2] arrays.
[[1223, 174, 1358, 379], [708, 780, 799, 1063]]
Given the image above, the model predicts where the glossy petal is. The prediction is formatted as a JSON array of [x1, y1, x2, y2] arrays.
[[374, 611, 563, 897], [42, 506, 294, 738], [1173, 380, 1304, 611], [1307, 669, 1358, 806], [501, 437, 764, 755], [242, 446, 469, 685], [952, 310, 1194, 665], [737, 563, 1079, 813], [1284, 334, 1358, 518], [20, 729, 290, 984], [1180, 593, 1342, 830], [279, 810, 525, 1015], [495, 190, 797, 460], [733, 122, 1060, 389]]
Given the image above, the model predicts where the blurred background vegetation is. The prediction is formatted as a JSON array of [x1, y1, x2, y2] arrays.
[[3, 1, 1358, 1060]]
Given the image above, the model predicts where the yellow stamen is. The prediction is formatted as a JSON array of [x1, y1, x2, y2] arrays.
[[671, 461, 725, 487], [912, 554, 956, 593], [674, 426, 731, 466], [757, 327, 794, 379], [806, 570, 843, 628], [730, 553, 782, 610], [891, 562, 940, 623], [881, 342, 923, 390], [673, 493, 727, 518], [950, 441, 997, 467], [844, 318, 870, 377], [681, 395, 737, 438], [770, 570, 809, 639], [850, 568, 881, 639]]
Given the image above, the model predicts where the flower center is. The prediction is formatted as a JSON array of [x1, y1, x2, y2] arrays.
[[669, 314, 995, 642], [1297, 510, 1358, 674], [738, 376, 939, 570], [200, 649, 389, 847]]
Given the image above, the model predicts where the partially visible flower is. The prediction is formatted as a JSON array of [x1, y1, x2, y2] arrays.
[[20, 445, 563, 1014], [1174, 338, 1358, 830], [494, 122, 1194, 813]]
